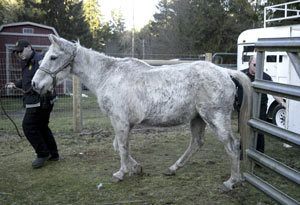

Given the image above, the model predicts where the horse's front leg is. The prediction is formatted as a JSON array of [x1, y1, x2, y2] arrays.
[[111, 120, 142, 182]]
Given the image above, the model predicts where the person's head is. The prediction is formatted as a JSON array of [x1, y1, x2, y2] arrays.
[[13, 40, 33, 61], [248, 55, 256, 76]]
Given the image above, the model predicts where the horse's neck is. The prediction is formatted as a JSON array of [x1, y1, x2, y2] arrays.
[[72, 47, 114, 91]]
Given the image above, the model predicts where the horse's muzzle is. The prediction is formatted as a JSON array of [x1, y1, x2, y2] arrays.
[[31, 81, 44, 94]]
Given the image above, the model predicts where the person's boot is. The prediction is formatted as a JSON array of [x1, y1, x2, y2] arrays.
[[48, 155, 59, 161], [32, 156, 49, 168], [48, 153, 59, 161]]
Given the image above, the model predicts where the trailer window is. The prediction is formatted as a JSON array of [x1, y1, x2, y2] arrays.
[[266, 55, 277, 62], [242, 46, 255, 63], [243, 46, 255, 52], [279, 55, 283, 62], [242, 55, 251, 62]]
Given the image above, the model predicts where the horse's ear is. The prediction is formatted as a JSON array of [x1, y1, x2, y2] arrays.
[[48, 34, 74, 53], [49, 34, 63, 48]]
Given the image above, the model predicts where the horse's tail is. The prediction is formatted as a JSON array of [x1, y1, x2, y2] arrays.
[[228, 69, 252, 160]]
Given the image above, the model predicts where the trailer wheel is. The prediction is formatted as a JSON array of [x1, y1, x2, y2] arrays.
[[272, 105, 286, 128]]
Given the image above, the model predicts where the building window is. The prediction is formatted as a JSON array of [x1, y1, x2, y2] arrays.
[[23, 28, 34, 34]]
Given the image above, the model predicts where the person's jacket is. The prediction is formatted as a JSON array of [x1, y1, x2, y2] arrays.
[[241, 68, 272, 106], [15, 50, 57, 108]]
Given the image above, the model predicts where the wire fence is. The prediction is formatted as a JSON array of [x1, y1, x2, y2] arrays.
[[0, 52, 102, 135], [0, 88, 104, 135]]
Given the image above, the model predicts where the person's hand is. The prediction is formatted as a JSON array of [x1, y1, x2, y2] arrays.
[[5, 82, 16, 89]]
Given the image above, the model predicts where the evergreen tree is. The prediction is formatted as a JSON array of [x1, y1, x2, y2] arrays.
[[83, 0, 101, 38], [0, 0, 25, 25], [104, 10, 127, 55], [14, 0, 93, 48], [147, 0, 258, 56], [67, 0, 93, 48], [83, 0, 114, 51]]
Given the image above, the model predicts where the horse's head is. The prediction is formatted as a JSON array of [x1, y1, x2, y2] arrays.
[[32, 34, 77, 94]]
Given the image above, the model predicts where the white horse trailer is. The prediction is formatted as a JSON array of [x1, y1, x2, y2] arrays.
[[237, 1, 300, 133]]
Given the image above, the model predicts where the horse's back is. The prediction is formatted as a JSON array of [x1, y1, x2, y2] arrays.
[[140, 61, 235, 102]]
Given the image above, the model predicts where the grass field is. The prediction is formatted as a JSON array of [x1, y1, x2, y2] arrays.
[[0, 97, 299, 204]]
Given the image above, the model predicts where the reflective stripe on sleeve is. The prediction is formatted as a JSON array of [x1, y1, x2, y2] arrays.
[[25, 102, 40, 108]]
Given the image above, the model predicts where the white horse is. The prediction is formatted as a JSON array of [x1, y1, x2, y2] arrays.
[[32, 34, 252, 191]]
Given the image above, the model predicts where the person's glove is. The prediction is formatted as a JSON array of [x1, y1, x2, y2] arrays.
[[5, 82, 16, 89]]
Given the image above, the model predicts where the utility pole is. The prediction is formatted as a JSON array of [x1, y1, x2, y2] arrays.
[[142, 39, 145, 59], [131, 0, 135, 57]]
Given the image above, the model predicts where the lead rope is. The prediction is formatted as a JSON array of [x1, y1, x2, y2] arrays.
[[0, 86, 32, 138]]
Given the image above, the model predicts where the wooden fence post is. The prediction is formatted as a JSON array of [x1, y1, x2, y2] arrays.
[[72, 75, 82, 132], [205, 53, 212, 62]]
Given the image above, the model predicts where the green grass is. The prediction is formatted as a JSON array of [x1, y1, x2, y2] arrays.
[[0, 105, 299, 204], [0, 95, 300, 205]]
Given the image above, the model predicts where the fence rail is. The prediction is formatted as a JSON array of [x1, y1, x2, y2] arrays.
[[244, 37, 300, 205], [264, 0, 300, 28]]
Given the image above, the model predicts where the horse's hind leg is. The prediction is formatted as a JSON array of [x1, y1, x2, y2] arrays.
[[203, 110, 241, 190], [166, 115, 206, 175], [110, 119, 142, 182]]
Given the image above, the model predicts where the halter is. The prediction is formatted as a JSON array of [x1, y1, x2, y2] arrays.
[[38, 47, 77, 88]]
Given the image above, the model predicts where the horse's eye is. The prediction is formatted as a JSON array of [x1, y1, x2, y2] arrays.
[[50, 56, 57, 60]]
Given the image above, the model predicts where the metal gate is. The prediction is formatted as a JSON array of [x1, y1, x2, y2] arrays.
[[243, 37, 300, 204]]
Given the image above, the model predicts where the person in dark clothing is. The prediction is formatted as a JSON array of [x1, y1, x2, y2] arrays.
[[235, 56, 285, 153], [6, 40, 59, 168], [242, 56, 271, 153]]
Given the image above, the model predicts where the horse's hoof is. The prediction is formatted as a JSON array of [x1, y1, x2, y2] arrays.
[[111, 175, 122, 183], [163, 169, 176, 176], [218, 184, 232, 193], [219, 181, 234, 193], [129, 164, 143, 176], [111, 172, 123, 182], [135, 164, 143, 175]]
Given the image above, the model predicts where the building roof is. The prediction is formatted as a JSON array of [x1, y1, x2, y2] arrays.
[[0, 21, 59, 36]]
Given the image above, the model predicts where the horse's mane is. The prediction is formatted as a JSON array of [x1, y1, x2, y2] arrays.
[[76, 44, 151, 72]]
